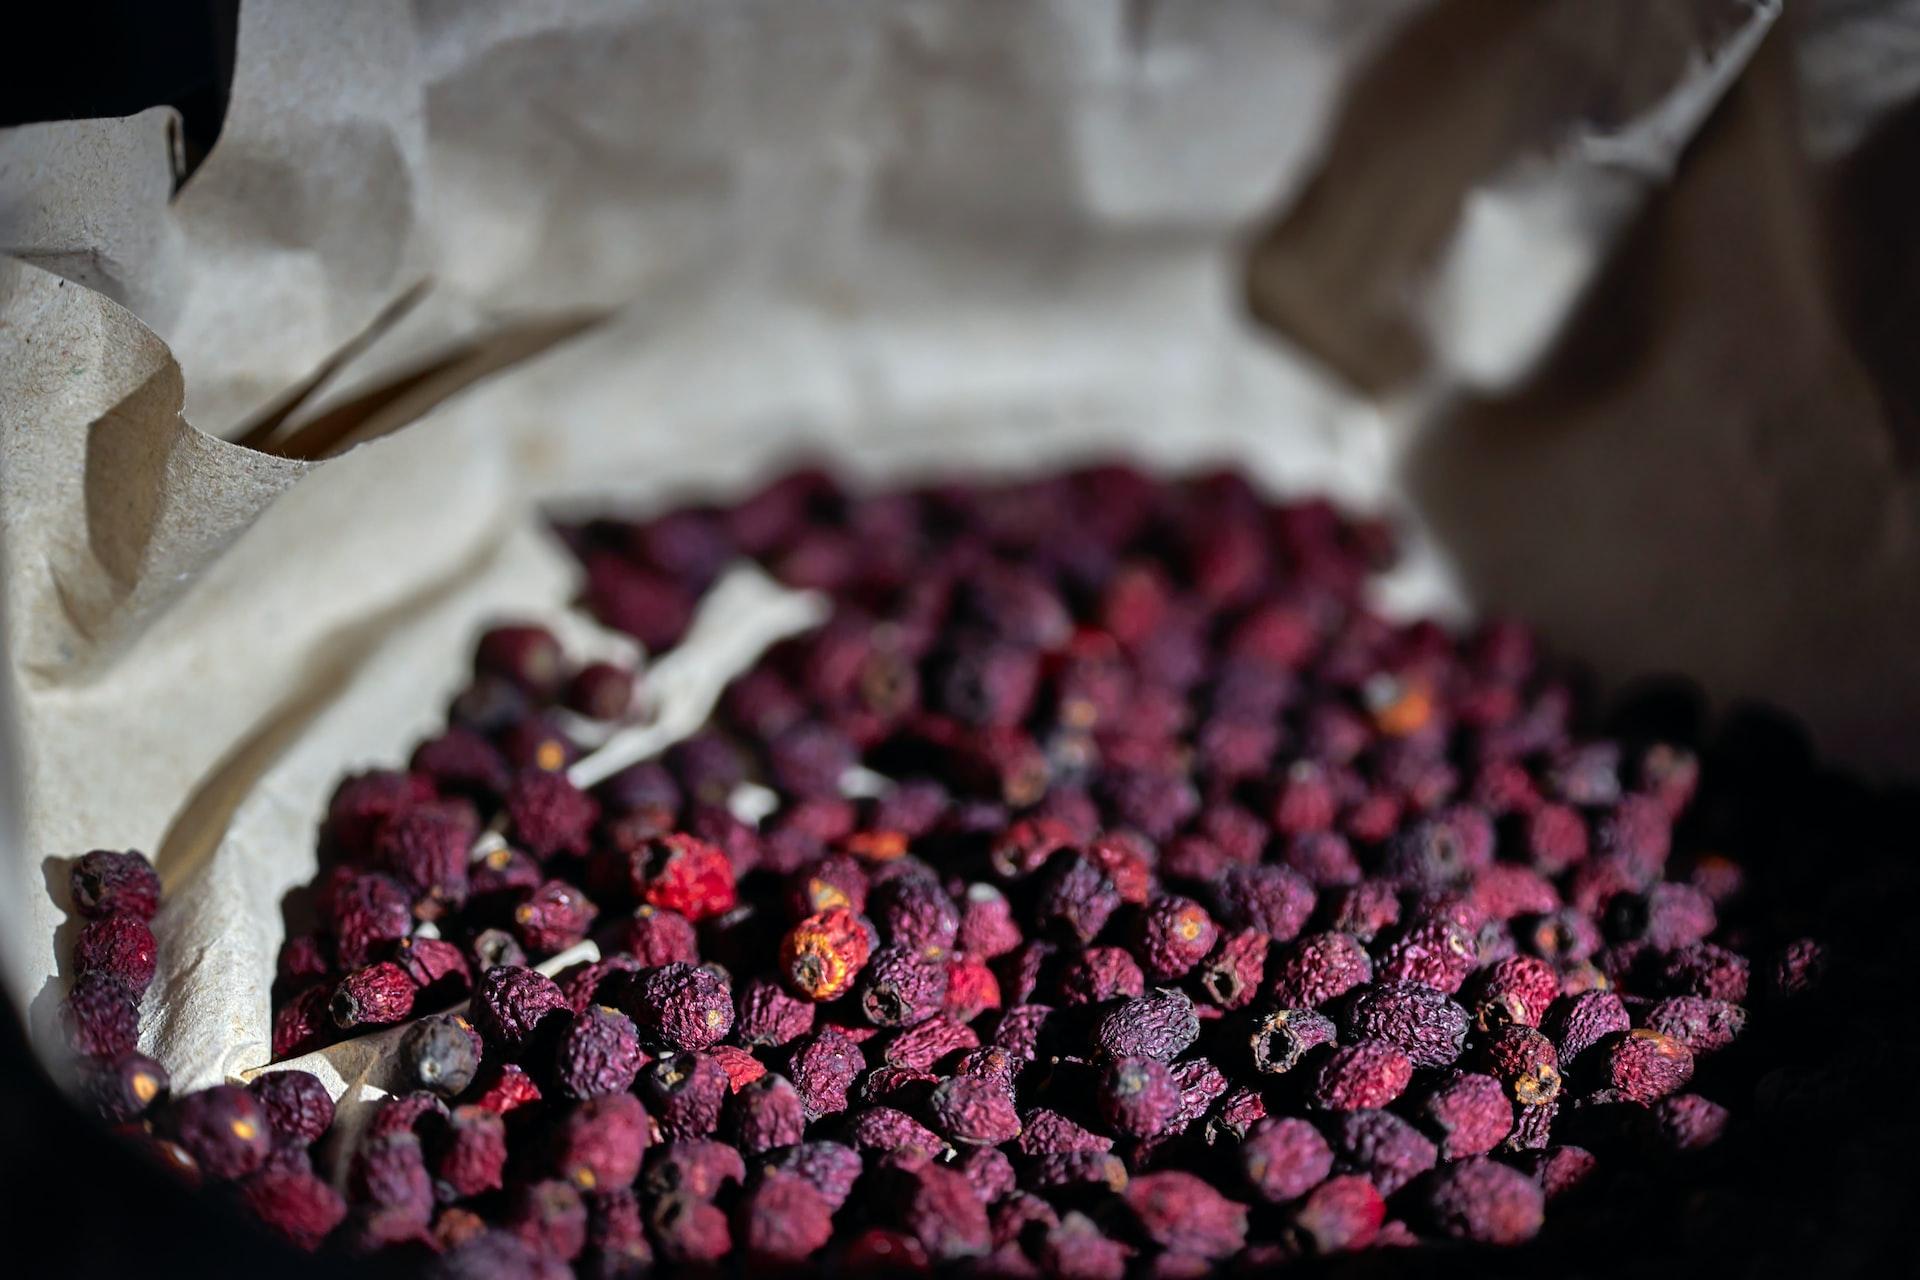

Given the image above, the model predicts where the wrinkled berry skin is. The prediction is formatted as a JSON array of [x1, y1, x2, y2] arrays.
[[924, 1075, 1021, 1147], [1240, 1117, 1334, 1203], [859, 946, 949, 1028], [1546, 990, 1632, 1065], [1093, 989, 1201, 1062], [514, 879, 598, 954], [331, 962, 417, 1030], [247, 1070, 334, 1146], [1327, 1108, 1438, 1196], [624, 962, 734, 1051], [1480, 1026, 1564, 1107], [1095, 1056, 1181, 1138], [167, 1085, 272, 1181], [329, 872, 415, 970], [1604, 1028, 1695, 1103], [740, 1170, 837, 1265], [1342, 982, 1469, 1068], [1647, 995, 1746, 1055], [435, 1106, 509, 1200], [69, 850, 163, 921], [554, 1093, 651, 1191], [1417, 1157, 1546, 1244], [86, 1052, 170, 1124], [729, 1073, 807, 1155], [472, 965, 570, 1055], [1313, 1040, 1414, 1112], [1268, 931, 1372, 1009], [1124, 1171, 1249, 1260], [887, 1161, 991, 1261], [640, 1052, 731, 1140], [789, 1028, 865, 1120], [554, 1005, 645, 1100], [1377, 917, 1478, 993], [1293, 1174, 1386, 1253], [61, 973, 141, 1060], [1133, 895, 1221, 981], [74, 914, 159, 993], [507, 770, 601, 862], [780, 906, 873, 1002], [1470, 954, 1560, 1030], [241, 1168, 348, 1251], [374, 809, 472, 921], [1418, 1072, 1513, 1158], [637, 833, 739, 923], [1658, 942, 1751, 1002]]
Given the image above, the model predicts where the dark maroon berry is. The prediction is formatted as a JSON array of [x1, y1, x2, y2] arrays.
[[69, 850, 162, 921], [1416, 1157, 1545, 1245], [85, 1052, 170, 1123], [247, 1070, 334, 1146], [168, 1085, 272, 1181], [61, 972, 140, 1060], [472, 964, 569, 1055], [639, 1052, 730, 1140], [331, 962, 416, 1030], [241, 1167, 348, 1250], [401, 1014, 483, 1097]]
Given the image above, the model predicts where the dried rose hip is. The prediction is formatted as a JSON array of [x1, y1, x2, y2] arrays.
[[1312, 1040, 1414, 1112], [73, 915, 159, 993], [247, 1070, 333, 1146], [472, 964, 569, 1055], [69, 849, 163, 921], [858, 946, 949, 1028], [624, 961, 734, 1051], [780, 906, 873, 1001], [331, 962, 416, 1030], [1093, 989, 1201, 1062]]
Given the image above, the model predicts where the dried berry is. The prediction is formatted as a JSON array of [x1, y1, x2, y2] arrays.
[[331, 962, 417, 1030], [328, 872, 414, 969], [61, 972, 141, 1060], [507, 1178, 589, 1261], [849, 1106, 951, 1162], [1134, 895, 1221, 981], [1658, 941, 1751, 1002], [393, 936, 473, 999], [729, 1072, 806, 1155], [1240, 1117, 1334, 1203], [583, 1187, 653, 1278], [433, 1105, 509, 1200], [1291, 1175, 1385, 1253], [1416, 1157, 1545, 1245], [1375, 916, 1478, 993], [1093, 989, 1201, 1062], [472, 965, 570, 1055], [1267, 931, 1372, 1009], [888, 1161, 991, 1261], [650, 1193, 734, 1265], [553, 1004, 644, 1100], [739, 1169, 837, 1265], [1603, 1028, 1695, 1103], [1469, 954, 1560, 1031], [69, 850, 163, 921], [859, 946, 949, 1028], [781, 906, 873, 1001], [1124, 1171, 1248, 1260], [885, 1014, 981, 1071], [624, 961, 734, 1050], [475, 623, 566, 697], [1248, 1008, 1337, 1075], [788, 1027, 865, 1119], [247, 1069, 333, 1146], [241, 1168, 348, 1251], [73, 913, 159, 993], [514, 879, 598, 955], [273, 986, 332, 1059], [1417, 1072, 1513, 1158], [1198, 929, 1269, 1010], [1480, 1025, 1564, 1107], [1545, 990, 1632, 1066], [554, 1092, 651, 1191], [375, 809, 473, 921], [1341, 982, 1469, 1068], [86, 1052, 170, 1123], [506, 770, 600, 862], [1638, 1092, 1730, 1151], [1311, 1040, 1413, 1112], [1033, 852, 1123, 945], [1646, 995, 1747, 1055], [1326, 1109, 1438, 1196], [168, 1085, 272, 1181]]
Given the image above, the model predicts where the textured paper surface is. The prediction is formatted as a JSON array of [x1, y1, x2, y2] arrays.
[[2, 0, 1917, 1092]]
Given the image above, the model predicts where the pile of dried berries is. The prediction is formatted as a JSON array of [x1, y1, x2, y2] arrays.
[[51, 464, 1918, 1276]]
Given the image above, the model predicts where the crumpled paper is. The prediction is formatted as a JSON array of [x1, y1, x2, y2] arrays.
[[2, 0, 1915, 1092]]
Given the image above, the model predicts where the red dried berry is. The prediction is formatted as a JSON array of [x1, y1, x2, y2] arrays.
[[393, 936, 473, 999], [1545, 989, 1632, 1066], [1418, 1071, 1514, 1159], [273, 986, 331, 1059], [373, 809, 472, 921], [69, 849, 163, 921], [639, 1051, 731, 1140], [1646, 995, 1747, 1055], [780, 906, 873, 1002], [1603, 1028, 1695, 1103], [554, 1004, 644, 1100], [1267, 931, 1372, 1009], [241, 1168, 348, 1251], [1480, 1025, 1564, 1107], [623, 961, 734, 1051], [1376, 916, 1478, 993], [506, 769, 600, 862], [1470, 954, 1560, 1031], [584, 1186, 654, 1277], [1325, 880, 1402, 944], [729, 1073, 807, 1155], [921, 1075, 1019, 1146], [61, 972, 141, 1060], [1291, 1174, 1386, 1253], [327, 872, 413, 969], [565, 661, 634, 721], [331, 962, 417, 1030], [433, 1105, 509, 1200], [168, 1084, 272, 1181], [739, 1169, 837, 1265], [1239, 1117, 1334, 1204], [1341, 981, 1469, 1068], [859, 946, 949, 1028], [631, 833, 737, 923], [710, 1044, 767, 1093], [1417, 1156, 1545, 1245], [650, 1192, 733, 1265], [513, 879, 599, 955], [1638, 1092, 1730, 1151], [247, 1069, 334, 1146], [1124, 1171, 1249, 1260], [1312, 1040, 1413, 1112], [1657, 941, 1750, 1002], [1248, 1008, 1337, 1076], [645, 1139, 749, 1204], [1198, 929, 1270, 1011], [506, 1178, 589, 1261], [554, 1092, 651, 1191], [849, 1105, 952, 1163], [1327, 1108, 1437, 1196], [470, 1062, 544, 1114], [326, 770, 435, 861], [1132, 895, 1220, 982], [472, 965, 569, 1055], [887, 1160, 992, 1262], [788, 1027, 865, 1120], [73, 913, 158, 994]]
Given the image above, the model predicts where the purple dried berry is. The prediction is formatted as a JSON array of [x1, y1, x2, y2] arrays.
[[69, 850, 162, 921]]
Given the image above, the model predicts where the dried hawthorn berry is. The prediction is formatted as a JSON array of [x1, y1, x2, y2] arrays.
[[475, 623, 566, 697], [1341, 981, 1469, 1068], [393, 936, 473, 1000], [1132, 895, 1221, 982], [1039, 1210, 1133, 1279], [1637, 1092, 1730, 1151], [885, 1015, 980, 1071], [610, 904, 698, 967], [1090, 1055, 1177, 1139], [565, 661, 634, 721], [554, 1092, 650, 1191], [506, 770, 600, 862], [780, 906, 872, 1001], [1198, 929, 1269, 1010], [859, 946, 949, 1028], [69, 849, 163, 921], [650, 1192, 733, 1265], [729, 1072, 806, 1155], [1603, 1028, 1694, 1103], [328, 872, 414, 969], [1325, 880, 1401, 944], [409, 728, 510, 803], [583, 1186, 653, 1278], [1291, 1174, 1385, 1253], [1267, 931, 1372, 1009], [1469, 954, 1559, 1031], [374, 809, 473, 921], [73, 914, 159, 993], [711, 1045, 767, 1092], [332, 962, 417, 1029], [643, 1140, 748, 1207], [325, 770, 435, 861], [513, 879, 598, 955], [1248, 1008, 1337, 1075], [958, 1144, 1017, 1205], [630, 833, 737, 923], [368, 1091, 450, 1139], [61, 972, 141, 1060], [1376, 916, 1478, 993], [1480, 1025, 1564, 1107], [1416, 1157, 1545, 1245], [1326, 1109, 1437, 1196], [1646, 995, 1746, 1055], [1771, 936, 1827, 1000], [1033, 852, 1122, 945], [738, 1169, 837, 1265], [507, 1178, 589, 1261], [1240, 1116, 1334, 1203], [887, 1160, 992, 1262], [1657, 941, 1750, 1001], [639, 1052, 730, 1139], [469, 925, 529, 972], [1311, 1040, 1413, 1112], [1545, 989, 1631, 1066], [553, 1004, 644, 1100], [873, 873, 962, 952], [432, 1105, 508, 1200], [273, 986, 331, 1059], [1418, 1072, 1513, 1159], [787, 852, 870, 919], [1094, 989, 1201, 1062], [942, 954, 1002, 1022], [1515, 1144, 1597, 1200], [1056, 946, 1146, 1006], [86, 1052, 170, 1123], [247, 1069, 333, 1146], [624, 962, 733, 1050], [730, 976, 814, 1049], [763, 1140, 862, 1211], [787, 1027, 865, 1120], [924, 1076, 1021, 1148], [957, 883, 1023, 959], [168, 1084, 272, 1180], [472, 965, 569, 1055], [849, 1106, 951, 1162], [1124, 1171, 1249, 1261], [241, 1167, 349, 1251]]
